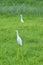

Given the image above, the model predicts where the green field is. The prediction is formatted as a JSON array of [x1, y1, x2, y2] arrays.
[[0, 0, 43, 65], [0, 16, 43, 65]]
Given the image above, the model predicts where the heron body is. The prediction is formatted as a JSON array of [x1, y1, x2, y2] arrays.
[[16, 30, 22, 46]]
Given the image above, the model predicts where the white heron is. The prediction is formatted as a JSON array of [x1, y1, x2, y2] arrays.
[[16, 30, 22, 46], [20, 14, 24, 23]]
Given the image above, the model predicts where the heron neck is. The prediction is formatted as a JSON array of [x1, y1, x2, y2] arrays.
[[17, 32, 19, 37], [21, 16, 22, 19]]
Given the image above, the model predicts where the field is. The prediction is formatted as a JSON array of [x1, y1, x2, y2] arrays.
[[0, 0, 43, 65], [0, 16, 43, 65]]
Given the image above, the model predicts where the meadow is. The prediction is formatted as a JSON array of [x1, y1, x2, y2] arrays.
[[0, 0, 43, 65]]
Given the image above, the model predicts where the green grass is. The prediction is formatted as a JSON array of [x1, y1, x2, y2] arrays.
[[0, 16, 43, 65], [0, 0, 43, 5], [0, 0, 43, 16], [0, 0, 43, 65]]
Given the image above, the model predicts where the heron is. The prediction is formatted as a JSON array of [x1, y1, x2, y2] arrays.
[[16, 30, 22, 46], [20, 14, 24, 23]]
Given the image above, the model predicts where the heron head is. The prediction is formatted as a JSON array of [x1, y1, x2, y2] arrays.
[[20, 14, 22, 17], [16, 30, 18, 33]]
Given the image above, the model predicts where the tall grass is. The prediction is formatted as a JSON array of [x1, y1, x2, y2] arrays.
[[0, 0, 43, 5], [0, 4, 43, 16], [0, 0, 43, 16]]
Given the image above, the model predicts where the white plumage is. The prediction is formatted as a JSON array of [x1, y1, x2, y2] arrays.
[[16, 30, 22, 46], [20, 14, 24, 23]]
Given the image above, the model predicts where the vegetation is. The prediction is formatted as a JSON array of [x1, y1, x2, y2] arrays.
[[0, 0, 43, 5], [0, 0, 43, 65], [0, 0, 43, 16]]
